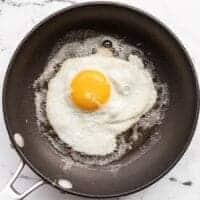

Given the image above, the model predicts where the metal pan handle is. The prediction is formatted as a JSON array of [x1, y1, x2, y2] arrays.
[[0, 1, 78, 199], [0, 161, 44, 200], [0, 0, 79, 197]]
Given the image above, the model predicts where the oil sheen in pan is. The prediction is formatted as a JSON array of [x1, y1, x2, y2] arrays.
[[33, 30, 169, 166]]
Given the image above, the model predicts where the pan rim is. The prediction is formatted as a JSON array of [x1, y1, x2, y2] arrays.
[[2, 1, 200, 198]]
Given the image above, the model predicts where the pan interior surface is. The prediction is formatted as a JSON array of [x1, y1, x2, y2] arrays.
[[3, 2, 199, 198]]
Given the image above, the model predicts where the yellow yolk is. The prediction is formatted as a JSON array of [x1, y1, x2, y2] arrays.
[[70, 70, 110, 111]]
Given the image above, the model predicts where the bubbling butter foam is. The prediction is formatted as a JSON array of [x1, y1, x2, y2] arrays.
[[34, 30, 169, 166]]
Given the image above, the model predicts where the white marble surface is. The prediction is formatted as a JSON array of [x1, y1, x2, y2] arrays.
[[0, 0, 200, 199]]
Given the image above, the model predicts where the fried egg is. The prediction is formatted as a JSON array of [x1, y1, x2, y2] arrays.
[[46, 52, 157, 155]]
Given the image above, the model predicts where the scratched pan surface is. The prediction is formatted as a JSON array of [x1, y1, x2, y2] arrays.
[[2, 2, 199, 198]]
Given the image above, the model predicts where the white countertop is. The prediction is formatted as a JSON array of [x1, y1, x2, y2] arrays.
[[0, 0, 200, 199]]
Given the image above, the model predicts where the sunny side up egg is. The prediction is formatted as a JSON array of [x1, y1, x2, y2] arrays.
[[46, 52, 157, 156]]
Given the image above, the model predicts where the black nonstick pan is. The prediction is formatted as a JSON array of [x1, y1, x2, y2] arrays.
[[1, 2, 199, 199]]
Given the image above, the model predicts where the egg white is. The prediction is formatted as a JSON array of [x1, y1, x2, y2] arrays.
[[46, 54, 157, 155]]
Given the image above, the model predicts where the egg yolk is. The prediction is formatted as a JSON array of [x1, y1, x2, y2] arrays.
[[70, 70, 110, 111]]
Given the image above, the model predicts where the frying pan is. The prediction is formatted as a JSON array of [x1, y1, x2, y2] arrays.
[[1, 1, 199, 199]]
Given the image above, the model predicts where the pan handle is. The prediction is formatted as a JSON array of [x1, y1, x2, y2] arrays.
[[1, 1, 78, 198], [0, 161, 44, 200]]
